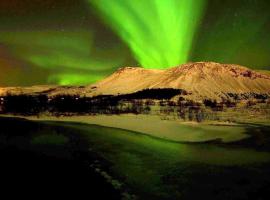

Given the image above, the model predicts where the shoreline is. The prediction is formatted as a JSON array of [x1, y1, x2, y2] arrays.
[[0, 114, 250, 143]]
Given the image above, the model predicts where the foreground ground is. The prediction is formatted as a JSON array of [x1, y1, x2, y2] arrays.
[[1, 116, 270, 199], [3, 114, 255, 143]]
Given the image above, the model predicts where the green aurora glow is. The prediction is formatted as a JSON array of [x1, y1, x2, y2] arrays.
[[191, 0, 270, 68], [0, 0, 270, 86], [90, 0, 206, 69], [0, 31, 126, 85]]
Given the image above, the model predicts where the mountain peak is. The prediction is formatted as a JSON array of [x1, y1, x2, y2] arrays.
[[171, 61, 245, 72], [115, 66, 142, 73], [91, 62, 270, 100], [167, 62, 269, 80], [1, 62, 269, 101]]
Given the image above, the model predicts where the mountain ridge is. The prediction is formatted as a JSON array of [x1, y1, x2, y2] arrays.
[[90, 62, 270, 101], [1, 62, 270, 101]]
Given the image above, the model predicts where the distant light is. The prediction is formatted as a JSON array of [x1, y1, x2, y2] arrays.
[[75, 97, 79, 100], [61, 97, 64, 100], [0, 97, 4, 101]]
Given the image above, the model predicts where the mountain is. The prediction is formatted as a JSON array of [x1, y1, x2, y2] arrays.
[[0, 85, 56, 95], [89, 62, 270, 101], [0, 85, 86, 97], [1, 62, 270, 101]]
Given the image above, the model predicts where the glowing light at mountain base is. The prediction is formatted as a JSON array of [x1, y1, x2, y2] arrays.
[[89, 0, 206, 69], [0, 31, 125, 85]]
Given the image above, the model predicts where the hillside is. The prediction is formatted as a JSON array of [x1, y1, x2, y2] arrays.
[[90, 62, 270, 101], [1, 62, 270, 101]]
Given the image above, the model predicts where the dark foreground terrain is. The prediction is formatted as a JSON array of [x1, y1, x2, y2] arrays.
[[1, 116, 270, 200], [0, 117, 121, 199]]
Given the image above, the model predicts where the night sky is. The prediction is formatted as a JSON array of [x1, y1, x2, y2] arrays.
[[0, 0, 270, 86]]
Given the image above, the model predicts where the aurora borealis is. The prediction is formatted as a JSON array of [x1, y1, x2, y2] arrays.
[[90, 0, 206, 68], [0, 31, 123, 85], [0, 0, 270, 86]]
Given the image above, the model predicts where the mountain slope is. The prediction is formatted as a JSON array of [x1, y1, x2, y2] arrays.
[[0, 85, 57, 95], [88, 67, 164, 95], [90, 62, 270, 100], [1, 62, 270, 101], [0, 85, 86, 97]]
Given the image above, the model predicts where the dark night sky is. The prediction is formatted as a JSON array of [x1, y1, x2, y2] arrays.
[[0, 0, 269, 86]]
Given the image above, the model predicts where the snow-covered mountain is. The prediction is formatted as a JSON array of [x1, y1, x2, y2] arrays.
[[89, 62, 270, 100], [1, 62, 270, 101]]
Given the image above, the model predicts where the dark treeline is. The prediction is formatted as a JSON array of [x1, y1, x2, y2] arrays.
[[227, 92, 270, 101], [117, 88, 186, 100], [1, 88, 268, 122], [0, 88, 184, 116], [0, 94, 48, 115]]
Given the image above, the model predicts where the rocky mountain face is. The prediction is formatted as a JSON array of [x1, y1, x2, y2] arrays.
[[1, 62, 270, 102], [90, 62, 270, 101]]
